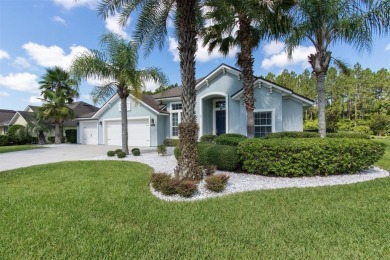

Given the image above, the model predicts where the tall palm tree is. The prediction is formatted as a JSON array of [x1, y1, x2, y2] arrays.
[[71, 32, 167, 155], [200, 0, 293, 138], [98, 0, 203, 179], [285, 0, 389, 137], [38, 67, 79, 144]]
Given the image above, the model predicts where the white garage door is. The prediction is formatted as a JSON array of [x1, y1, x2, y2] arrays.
[[82, 122, 98, 145], [106, 118, 150, 147]]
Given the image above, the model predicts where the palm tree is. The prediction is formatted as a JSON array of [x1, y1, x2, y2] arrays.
[[27, 117, 53, 145], [285, 0, 389, 137], [38, 67, 79, 144], [200, 0, 293, 138], [71, 32, 167, 155], [98, 0, 203, 179]]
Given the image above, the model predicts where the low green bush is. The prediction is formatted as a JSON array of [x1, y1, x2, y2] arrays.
[[200, 135, 217, 143], [176, 180, 198, 197], [174, 146, 181, 160], [351, 125, 373, 135], [327, 132, 370, 139], [263, 132, 319, 139], [7, 125, 32, 145], [132, 148, 141, 156], [163, 139, 179, 147], [238, 138, 385, 177], [215, 133, 247, 146], [157, 144, 167, 155], [65, 129, 77, 143], [107, 151, 116, 157], [0, 135, 10, 146], [48, 136, 55, 143], [175, 143, 241, 171], [115, 149, 122, 154], [117, 151, 127, 158], [205, 174, 230, 192]]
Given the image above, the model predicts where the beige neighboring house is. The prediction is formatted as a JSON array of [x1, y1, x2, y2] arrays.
[[0, 109, 16, 135]]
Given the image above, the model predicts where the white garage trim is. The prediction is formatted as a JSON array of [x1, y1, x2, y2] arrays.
[[80, 121, 98, 145], [103, 116, 151, 147]]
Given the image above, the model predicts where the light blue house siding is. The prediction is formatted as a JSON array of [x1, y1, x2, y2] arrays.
[[282, 98, 304, 131]]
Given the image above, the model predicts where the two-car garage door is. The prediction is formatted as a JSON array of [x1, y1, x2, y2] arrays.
[[106, 119, 150, 147]]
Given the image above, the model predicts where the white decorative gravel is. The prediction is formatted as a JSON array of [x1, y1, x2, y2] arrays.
[[89, 147, 390, 202]]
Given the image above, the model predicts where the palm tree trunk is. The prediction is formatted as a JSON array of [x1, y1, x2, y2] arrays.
[[238, 14, 255, 138], [38, 131, 46, 145], [120, 95, 129, 154], [174, 0, 201, 180], [316, 72, 326, 137], [59, 121, 64, 143], [55, 123, 61, 144]]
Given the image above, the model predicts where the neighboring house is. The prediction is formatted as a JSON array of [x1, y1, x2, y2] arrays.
[[77, 64, 314, 147], [0, 109, 16, 135], [7, 102, 99, 139]]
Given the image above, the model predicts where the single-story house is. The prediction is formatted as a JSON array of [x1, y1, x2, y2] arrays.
[[0, 109, 16, 135], [77, 64, 314, 146]]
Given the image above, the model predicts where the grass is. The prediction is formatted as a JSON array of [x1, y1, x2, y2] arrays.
[[1, 156, 389, 258], [0, 144, 43, 154]]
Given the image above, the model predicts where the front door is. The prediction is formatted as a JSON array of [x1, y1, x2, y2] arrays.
[[215, 110, 226, 135]]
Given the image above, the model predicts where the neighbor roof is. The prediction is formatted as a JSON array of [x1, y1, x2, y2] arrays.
[[0, 109, 16, 126]]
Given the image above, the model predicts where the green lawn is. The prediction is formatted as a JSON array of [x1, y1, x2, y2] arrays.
[[1, 158, 389, 258], [0, 144, 43, 154]]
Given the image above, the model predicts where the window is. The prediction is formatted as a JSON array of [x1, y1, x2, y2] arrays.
[[171, 103, 182, 137], [254, 111, 272, 137]]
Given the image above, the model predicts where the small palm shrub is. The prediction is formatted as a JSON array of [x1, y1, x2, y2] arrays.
[[115, 149, 123, 154], [131, 148, 141, 156], [157, 144, 167, 155], [203, 165, 217, 176], [117, 151, 127, 158], [107, 150, 116, 157], [215, 133, 247, 146], [176, 180, 198, 197], [151, 173, 198, 197], [151, 173, 172, 191], [200, 134, 217, 143], [205, 174, 230, 192]]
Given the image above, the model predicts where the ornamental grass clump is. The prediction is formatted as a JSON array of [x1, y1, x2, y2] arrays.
[[157, 144, 167, 155], [151, 173, 198, 197], [205, 174, 230, 192]]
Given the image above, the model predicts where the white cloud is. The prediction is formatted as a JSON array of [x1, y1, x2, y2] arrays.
[[52, 16, 66, 25], [263, 41, 285, 55], [28, 95, 43, 105], [14, 57, 31, 68], [105, 13, 131, 40], [52, 0, 96, 9], [0, 91, 10, 97], [261, 44, 315, 70], [168, 36, 239, 63], [385, 43, 390, 51], [0, 49, 10, 59], [0, 73, 40, 92], [22, 42, 89, 70], [143, 79, 162, 92]]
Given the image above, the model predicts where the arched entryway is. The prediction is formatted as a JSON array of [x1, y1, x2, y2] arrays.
[[199, 92, 228, 136]]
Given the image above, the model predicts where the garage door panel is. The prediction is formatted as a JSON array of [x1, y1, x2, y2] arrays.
[[82, 122, 98, 145], [106, 119, 150, 147]]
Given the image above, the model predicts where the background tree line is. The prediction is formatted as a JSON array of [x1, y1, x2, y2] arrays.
[[264, 63, 390, 135]]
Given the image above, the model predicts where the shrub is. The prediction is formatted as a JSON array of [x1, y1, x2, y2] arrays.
[[151, 173, 172, 191], [7, 125, 31, 145], [327, 132, 370, 139], [48, 136, 55, 143], [0, 135, 10, 146], [174, 146, 181, 160], [157, 144, 167, 155], [203, 165, 217, 176], [107, 150, 116, 157], [160, 177, 181, 195], [176, 180, 198, 197], [304, 120, 318, 131], [216, 133, 247, 146], [238, 138, 385, 177], [263, 132, 319, 139], [205, 174, 230, 192], [200, 135, 217, 143], [65, 129, 77, 143], [163, 139, 179, 147], [352, 125, 373, 135], [115, 149, 123, 154], [131, 148, 141, 156], [117, 151, 127, 158]]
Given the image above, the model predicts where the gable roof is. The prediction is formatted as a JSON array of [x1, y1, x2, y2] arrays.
[[153, 77, 205, 100], [0, 109, 16, 126], [69, 101, 100, 119]]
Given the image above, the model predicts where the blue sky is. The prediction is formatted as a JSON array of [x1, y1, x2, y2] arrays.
[[0, 0, 389, 111]]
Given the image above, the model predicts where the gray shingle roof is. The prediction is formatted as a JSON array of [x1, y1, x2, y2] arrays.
[[0, 109, 16, 126]]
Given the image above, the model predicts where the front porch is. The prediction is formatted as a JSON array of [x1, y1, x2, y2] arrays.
[[199, 94, 228, 136]]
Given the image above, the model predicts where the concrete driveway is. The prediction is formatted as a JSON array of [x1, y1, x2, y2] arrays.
[[0, 144, 150, 172]]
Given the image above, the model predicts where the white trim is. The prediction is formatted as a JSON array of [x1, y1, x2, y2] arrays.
[[79, 120, 99, 145], [212, 99, 226, 135], [102, 116, 151, 146], [154, 97, 181, 102], [253, 108, 276, 135], [170, 102, 182, 138], [198, 92, 229, 137], [196, 64, 242, 91]]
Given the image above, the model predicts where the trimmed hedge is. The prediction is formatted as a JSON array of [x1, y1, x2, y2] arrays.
[[0, 135, 10, 146], [107, 151, 116, 157], [263, 131, 370, 139], [65, 129, 77, 143], [238, 138, 385, 177], [200, 135, 217, 143], [327, 132, 370, 139], [117, 151, 127, 158], [215, 133, 247, 146], [163, 139, 179, 147], [175, 143, 241, 171], [132, 148, 141, 156]]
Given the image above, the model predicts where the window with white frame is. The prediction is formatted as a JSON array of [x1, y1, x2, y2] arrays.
[[254, 111, 272, 137], [118, 98, 131, 111], [171, 103, 182, 137]]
